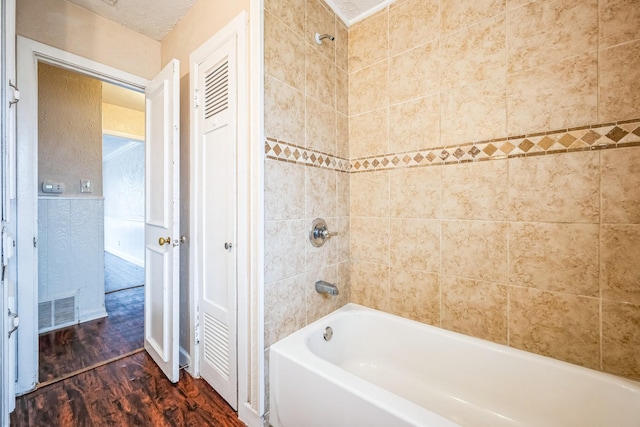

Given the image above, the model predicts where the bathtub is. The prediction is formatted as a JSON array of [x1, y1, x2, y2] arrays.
[[269, 303, 640, 427]]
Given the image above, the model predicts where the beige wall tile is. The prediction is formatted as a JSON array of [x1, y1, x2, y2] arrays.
[[601, 147, 640, 224], [602, 301, 640, 380], [442, 276, 508, 344], [305, 229, 338, 272], [306, 265, 341, 324], [264, 76, 305, 144], [509, 287, 600, 369], [334, 215, 350, 262], [305, 166, 336, 219], [601, 224, 640, 305], [441, 77, 506, 146], [350, 261, 390, 311], [599, 0, 640, 49], [306, 98, 336, 154], [335, 19, 349, 72], [264, 159, 305, 221], [388, 0, 440, 55], [508, 151, 599, 223], [336, 112, 349, 159], [506, 0, 597, 73], [441, 14, 505, 89], [389, 95, 440, 153], [390, 269, 440, 325], [336, 68, 348, 115], [265, 220, 306, 283], [336, 171, 350, 217], [265, 11, 305, 92], [441, 160, 508, 221], [306, 0, 335, 61], [350, 170, 389, 217], [390, 219, 440, 272], [265, 0, 305, 36], [441, 220, 508, 283], [264, 275, 306, 346], [598, 40, 640, 123], [349, 61, 389, 115], [507, 52, 598, 135], [337, 261, 352, 305], [441, 0, 504, 34], [389, 41, 439, 105], [350, 217, 389, 265], [349, 109, 388, 159], [509, 222, 599, 296], [507, 0, 535, 10], [390, 165, 442, 219], [306, 44, 335, 108], [348, 9, 388, 73]]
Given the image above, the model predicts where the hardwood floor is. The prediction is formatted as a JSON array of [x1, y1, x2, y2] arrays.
[[11, 351, 246, 427], [39, 286, 144, 383]]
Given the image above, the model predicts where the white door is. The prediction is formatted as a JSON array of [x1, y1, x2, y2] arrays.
[[191, 32, 239, 409], [144, 59, 181, 383], [1, 0, 17, 424]]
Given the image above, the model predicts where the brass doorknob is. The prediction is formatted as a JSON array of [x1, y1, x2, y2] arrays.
[[159, 237, 171, 246]]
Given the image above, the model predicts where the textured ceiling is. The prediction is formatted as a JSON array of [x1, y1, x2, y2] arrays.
[[325, 0, 395, 25], [65, 0, 197, 41]]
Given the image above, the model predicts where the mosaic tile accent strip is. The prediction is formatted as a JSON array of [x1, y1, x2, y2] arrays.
[[265, 138, 351, 172], [350, 118, 640, 173], [266, 119, 640, 173]]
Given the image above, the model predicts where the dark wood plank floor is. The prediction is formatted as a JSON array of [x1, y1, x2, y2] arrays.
[[11, 351, 246, 427], [39, 286, 144, 382]]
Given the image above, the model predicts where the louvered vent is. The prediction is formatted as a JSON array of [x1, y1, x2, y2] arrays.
[[38, 302, 52, 329], [38, 296, 77, 332], [204, 60, 229, 119], [203, 313, 230, 379], [54, 296, 76, 325]]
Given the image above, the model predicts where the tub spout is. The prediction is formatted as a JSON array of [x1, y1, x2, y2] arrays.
[[315, 280, 339, 296]]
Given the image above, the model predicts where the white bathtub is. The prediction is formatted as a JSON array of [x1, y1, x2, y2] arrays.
[[269, 303, 640, 427]]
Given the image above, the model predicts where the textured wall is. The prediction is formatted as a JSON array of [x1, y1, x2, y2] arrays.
[[347, 0, 640, 381], [102, 103, 145, 139], [38, 63, 103, 197], [38, 197, 106, 326], [17, 0, 161, 79]]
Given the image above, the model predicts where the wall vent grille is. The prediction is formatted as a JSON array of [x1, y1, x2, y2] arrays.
[[38, 295, 77, 332], [203, 312, 230, 379], [204, 59, 229, 120]]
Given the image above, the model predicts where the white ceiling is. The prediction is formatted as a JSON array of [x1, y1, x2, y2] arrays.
[[65, 0, 197, 41], [65, 0, 393, 40]]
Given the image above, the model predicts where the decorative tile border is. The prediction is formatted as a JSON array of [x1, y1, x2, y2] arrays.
[[350, 118, 640, 173], [265, 138, 351, 172], [265, 118, 640, 173]]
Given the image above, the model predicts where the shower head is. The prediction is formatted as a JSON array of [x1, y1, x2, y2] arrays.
[[315, 33, 335, 45]]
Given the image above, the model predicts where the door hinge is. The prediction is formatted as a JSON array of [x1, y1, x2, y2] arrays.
[[194, 89, 199, 109], [194, 322, 200, 345], [33, 237, 37, 248]]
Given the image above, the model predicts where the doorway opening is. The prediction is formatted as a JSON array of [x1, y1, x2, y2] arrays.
[[35, 63, 146, 384]]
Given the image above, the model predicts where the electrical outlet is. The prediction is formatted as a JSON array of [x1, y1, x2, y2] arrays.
[[81, 179, 92, 193]]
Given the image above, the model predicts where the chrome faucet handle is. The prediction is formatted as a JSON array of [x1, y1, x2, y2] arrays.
[[310, 218, 337, 247]]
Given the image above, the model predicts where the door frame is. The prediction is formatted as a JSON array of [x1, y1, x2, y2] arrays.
[[15, 36, 148, 394]]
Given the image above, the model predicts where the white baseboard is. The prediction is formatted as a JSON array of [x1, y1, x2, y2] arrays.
[[239, 402, 266, 427], [105, 247, 144, 267]]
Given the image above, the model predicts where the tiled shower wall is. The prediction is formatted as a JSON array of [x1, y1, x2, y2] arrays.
[[263, 0, 350, 352], [348, 0, 640, 380]]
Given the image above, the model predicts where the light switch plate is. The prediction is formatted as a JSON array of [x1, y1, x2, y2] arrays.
[[81, 179, 92, 193]]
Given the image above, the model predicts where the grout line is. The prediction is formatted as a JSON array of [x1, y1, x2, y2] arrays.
[[35, 348, 146, 391]]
